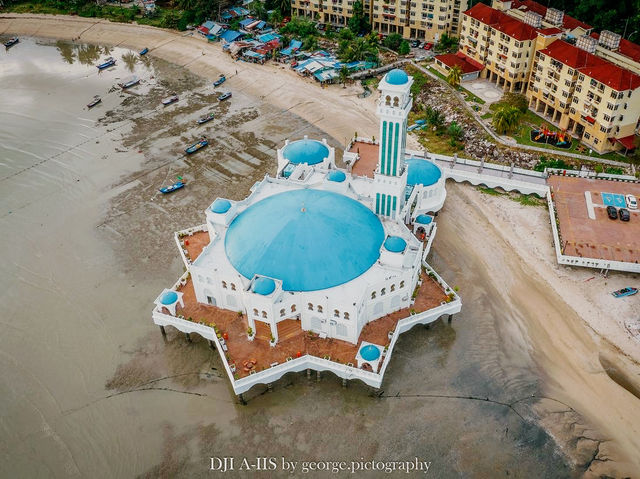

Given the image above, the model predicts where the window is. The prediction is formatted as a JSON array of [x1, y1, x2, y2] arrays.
[[308, 303, 313, 311], [603, 114, 610, 122], [381, 288, 386, 296], [344, 312, 350, 320], [231, 283, 236, 291], [400, 280, 405, 288], [261, 311, 267, 318], [584, 132, 591, 139], [594, 138, 599, 144], [317, 305, 323, 313], [253, 308, 258, 316], [371, 291, 376, 299], [280, 309, 285, 317], [291, 305, 297, 312], [579, 74, 585, 81], [222, 281, 227, 289], [334, 309, 340, 318], [619, 115, 624, 121], [391, 284, 396, 292]]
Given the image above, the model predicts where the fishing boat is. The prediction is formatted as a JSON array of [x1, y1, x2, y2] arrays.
[[612, 287, 638, 298], [159, 180, 186, 194], [139, 47, 149, 56], [97, 57, 116, 70], [185, 139, 208, 154], [162, 95, 179, 106], [213, 74, 226, 87], [218, 92, 232, 101], [119, 75, 140, 89], [197, 113, 214, 125], [4, 37, 19, 48], [87, 96, 102, 108]]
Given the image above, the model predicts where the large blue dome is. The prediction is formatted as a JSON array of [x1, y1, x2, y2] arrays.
[[282, 139, 329, 165], [225, 189, 385, 291], [406, 159, 442, 186], [386, 69, 409, 85]]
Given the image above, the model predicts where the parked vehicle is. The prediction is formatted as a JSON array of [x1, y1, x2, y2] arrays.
[[411, 40, 420, 48], [626, 194, 637, 210], [424, 43, 433, 50], [606, 205, 618, 219], [619, 208, 630, 221]]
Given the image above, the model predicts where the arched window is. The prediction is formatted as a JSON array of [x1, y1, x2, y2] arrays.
[[317, 305, 323, 313], [381, 287, 386, 296], [334, 309, 340, 318], [393, 96, 399, 107], [308, 303, 313, 311], [371, 291, 376, 299], [385, 95, 391, 106], [231, 283, 236, 291], [280, 308, 285, 317], [261, 311, 267, 318], [222, 281, 227, 289], [344, 312, 350, 320], [253, 308, 258, 316], [291, 304, 297, 312], [400, 280, 405, 288], [391, 284, 396, 292]]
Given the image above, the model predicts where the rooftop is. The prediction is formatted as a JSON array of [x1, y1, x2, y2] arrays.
[[167, 270, 450, 379], [464, 3, 538, 41], [435, 52, 484, 74], [282, 139, 329, 165], [509, 0, 591, 31], [549, 176, 640, 263], [350, 141, 380, 179], [590, 33, 640, 63]]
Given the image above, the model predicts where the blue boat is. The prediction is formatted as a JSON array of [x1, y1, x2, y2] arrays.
[[185, 139, 208, 154], [612, 287, 638, 298], [4, 37, 19, 48], [159, 181, 186, 194], [213, 75, 226, 87], [97, 57, 116, 69], [139, 48, 149, 56]]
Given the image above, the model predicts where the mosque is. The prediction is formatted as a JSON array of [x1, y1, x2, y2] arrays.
[[153, 69, 458, 393]]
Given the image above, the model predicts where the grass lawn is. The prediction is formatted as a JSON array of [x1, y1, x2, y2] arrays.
[[481, 112, 492, 119]]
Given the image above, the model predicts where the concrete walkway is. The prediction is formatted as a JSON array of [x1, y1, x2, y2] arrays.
[[407, 61, 630, 168]]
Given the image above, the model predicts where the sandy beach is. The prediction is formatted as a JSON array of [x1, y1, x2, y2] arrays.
[[0, 13, 639, 478]]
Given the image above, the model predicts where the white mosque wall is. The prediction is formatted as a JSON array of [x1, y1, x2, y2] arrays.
[[276, 137, 335, 175], [412, 176, 447, 216]]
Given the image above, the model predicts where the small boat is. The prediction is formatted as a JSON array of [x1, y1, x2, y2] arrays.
[[139, 47, 149, 56], [185, 139, 208, 154], [213, 74, 226, 87], [159, 181, 186, 194], [87, 96, 102, 108], [4, 37, 19, 48], [197, 113, 214, 125], [119, 75, 140, 89], [162, 95, 179, 106], [612, 287, 638, 298], [97, 57, 116, 70], [218, 92, 232, 101]]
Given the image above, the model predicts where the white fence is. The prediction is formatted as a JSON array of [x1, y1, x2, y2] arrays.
[[174, 223, 208, 267]]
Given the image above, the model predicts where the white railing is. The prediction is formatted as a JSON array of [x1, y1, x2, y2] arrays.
[[546, 168, 637, 182], [174, 223, 208, 267]]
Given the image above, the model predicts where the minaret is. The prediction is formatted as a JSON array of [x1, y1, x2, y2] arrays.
[[374, 69, 413, 219]]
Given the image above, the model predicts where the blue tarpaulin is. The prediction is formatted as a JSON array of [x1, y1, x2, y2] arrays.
[[220, 30, 244, 43]]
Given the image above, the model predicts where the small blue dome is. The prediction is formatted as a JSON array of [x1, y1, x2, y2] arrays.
[[282, 139, 329, 165], [225, 189, 384, 292], [327, 170, 346, 182], [386, 69, 409, 85], [160, 291, 178, 305], [406, 159, 442, 187], [252, 277, 276, 295], [211, 198, 231, 214], [384, 236, 406, 253], [360, 344, 381, 361], [415, 214, 432, 225]]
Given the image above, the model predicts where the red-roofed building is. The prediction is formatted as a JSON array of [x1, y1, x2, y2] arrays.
[[434, 52, 484, 80], [590, 32, 640, 75], [506, 0, 591, 33]]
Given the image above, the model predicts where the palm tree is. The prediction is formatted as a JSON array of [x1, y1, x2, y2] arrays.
[[447, 121, 464, 142], [492, 105, 521, 134], [272, 0, 291, 16], [339, 65, 350, 88], [426, 107, 444, 130], [447, 65, 462, 88]]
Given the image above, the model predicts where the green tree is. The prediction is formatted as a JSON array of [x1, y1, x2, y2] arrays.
[[500, 92, 528, 113], [437, 33, 458, 52], [339, 27, 355, 41], [426, 107, 445, 130], [339, 65, 350, 88], [347, 1, 371, 35], [268, 9, 283, 25], [398, 40, 410, 55], [249, 0, 268, 20], [271, 0, 291, 16], [340, 37, 378, 62], [492, 105, 521, 134], [446, 64, 462, 88], [383, 33, 403, 51]]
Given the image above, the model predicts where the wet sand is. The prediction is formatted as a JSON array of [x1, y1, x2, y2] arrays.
[[0, 20, 638, 479]]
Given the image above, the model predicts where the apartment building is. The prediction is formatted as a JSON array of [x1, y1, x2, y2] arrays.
[[290, 0, 467, 41], [433, 0, 640, 154]]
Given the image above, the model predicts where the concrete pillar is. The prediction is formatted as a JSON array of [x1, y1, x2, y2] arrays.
[[316, 370, 321, 382], [509, 162, 514, 179], [342, 378, 347, 388], [185, 332, 192, 343], [479, 157, 485, 174], [238, 393, 246, 405], [447, 314, 453, 324], [424, 323, 431, 329], [208, 340, 215, 350], [307, 368, 311, 380], [267, 383, 273, 392], [159, 325, 166, 337], [451, 153, 457, 169]]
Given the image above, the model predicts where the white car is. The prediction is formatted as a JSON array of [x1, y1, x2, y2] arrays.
[[626, 194, 637, 210]]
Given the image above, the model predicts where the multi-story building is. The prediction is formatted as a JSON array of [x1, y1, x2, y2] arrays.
[[290, 0, 467, 41], [433, 0, 640, 154]]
